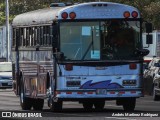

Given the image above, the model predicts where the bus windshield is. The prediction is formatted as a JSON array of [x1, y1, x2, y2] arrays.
[[60, 20, 141, 61]]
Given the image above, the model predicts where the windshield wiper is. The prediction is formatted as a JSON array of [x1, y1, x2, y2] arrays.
[[74, 48, 81, 60], [81, 27, 94, 60]]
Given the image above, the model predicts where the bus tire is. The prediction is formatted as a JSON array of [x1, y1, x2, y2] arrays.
[[20, 77, 32, 110], [83, 102, 93, 111], [33, 99, 44, 110], [123, 98, 136, 111], [94, 100, 105, 111], [50, 99, 62, 112]]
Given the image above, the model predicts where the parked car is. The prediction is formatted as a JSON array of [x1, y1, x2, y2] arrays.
[[0, 62, 12, 89], [153, 68, 160, 101], [143, 57, 160, 95], [144, 57, 160, 80]]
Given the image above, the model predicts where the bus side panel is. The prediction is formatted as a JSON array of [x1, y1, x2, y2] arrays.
[[19, 61, 53, 98]]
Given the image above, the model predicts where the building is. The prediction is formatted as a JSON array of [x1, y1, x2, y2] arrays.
[[143, 30, 160, 63], [0, 25, 11, 62]]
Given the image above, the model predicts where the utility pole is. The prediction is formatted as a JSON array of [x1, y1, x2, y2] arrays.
[[5, 0, 9, 62]]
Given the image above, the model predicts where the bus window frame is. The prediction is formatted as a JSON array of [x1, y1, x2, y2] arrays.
[[58, 18, 143, 61], [12, 25, 54, 50]]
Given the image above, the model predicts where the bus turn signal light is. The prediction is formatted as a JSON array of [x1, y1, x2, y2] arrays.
[[65, 64, 73, 71]]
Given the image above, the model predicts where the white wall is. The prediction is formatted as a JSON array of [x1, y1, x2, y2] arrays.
[[143, 30, 160, 57], [0, 26, 6, 58], [0, 25, 12, 61]]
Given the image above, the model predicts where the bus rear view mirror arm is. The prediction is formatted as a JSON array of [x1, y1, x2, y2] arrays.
[[53, 52, 64, 61]]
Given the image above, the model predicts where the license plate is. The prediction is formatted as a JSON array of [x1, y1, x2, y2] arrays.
[[8, 82, 12, 85], [96, 89, 107, 95]]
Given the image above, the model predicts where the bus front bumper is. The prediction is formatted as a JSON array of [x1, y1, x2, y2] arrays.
[[54, 88, 143, 100]]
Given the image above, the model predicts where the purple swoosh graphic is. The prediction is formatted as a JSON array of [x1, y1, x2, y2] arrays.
[[80, 80, 123, 89]]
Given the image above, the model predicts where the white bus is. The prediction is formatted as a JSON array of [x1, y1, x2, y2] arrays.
[[12, 2, 152, 111]]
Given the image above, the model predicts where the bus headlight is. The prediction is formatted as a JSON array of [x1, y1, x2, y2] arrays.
[[123, 80, 136, 86], [66, 81, 81, 87]]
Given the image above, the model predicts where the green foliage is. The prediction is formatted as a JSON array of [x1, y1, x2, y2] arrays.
[[143, 1, 160, 29], [0, 1, 6, 25], [0, 0, 160, 29]]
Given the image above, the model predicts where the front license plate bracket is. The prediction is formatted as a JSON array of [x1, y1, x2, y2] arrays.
[[96, 89, 107, 95]]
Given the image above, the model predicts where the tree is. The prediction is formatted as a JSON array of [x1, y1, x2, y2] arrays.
[[143, 1, 160, 29], [0, 0, 6, 25], [0, 0, 160, 29]]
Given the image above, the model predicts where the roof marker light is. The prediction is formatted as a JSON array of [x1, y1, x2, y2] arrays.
[[69, 12, 76, 19], [123, 11, 130, 18], [131, 11, 138, 18], [61, 12, 68, 19]]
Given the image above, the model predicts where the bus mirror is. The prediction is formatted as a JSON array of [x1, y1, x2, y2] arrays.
[[146, 34, 153, 44], [53, 52, 64, 61], [141, 49, 150, 56], [145, 23, 152, 33], [135, 49, 149, 56]]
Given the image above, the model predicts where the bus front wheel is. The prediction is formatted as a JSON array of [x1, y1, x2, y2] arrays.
[[20, 77, 32, 110], [33, 99, 44, 110], [94, 100, 105, 111], [49, 98, 62, 112], [123, 98, 136, 111], [83, 102, 93, 111]]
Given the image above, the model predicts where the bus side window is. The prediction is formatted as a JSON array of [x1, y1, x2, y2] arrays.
[[28, 28, 31, 46], [23, 28, 26, 47], [29, 27, 34, 46], [40, 26, 43, 46], [50, 26, 53, 45], [43, 26, 46, 46], [34, 27, 37, 46], [37, 27, 40, 45], [26, 28, 29, 46], [12, 28, 16, 47], [16, 28, 20, 47], [46, 26, 50, 46], [19, 28, 23, 46], [32, 27, 35, 46]]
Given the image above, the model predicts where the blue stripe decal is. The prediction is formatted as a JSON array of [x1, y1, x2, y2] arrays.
[[80, 80, 123, 89]]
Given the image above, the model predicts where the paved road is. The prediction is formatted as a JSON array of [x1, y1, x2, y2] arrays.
[[0, 89, 160, 120]]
